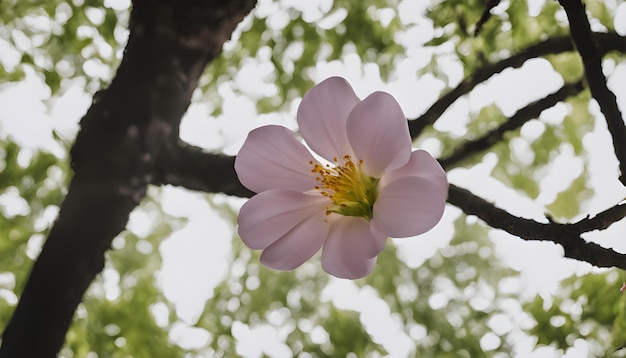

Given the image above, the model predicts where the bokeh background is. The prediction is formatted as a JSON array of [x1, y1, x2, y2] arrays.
[[2, 0, 626, 356]]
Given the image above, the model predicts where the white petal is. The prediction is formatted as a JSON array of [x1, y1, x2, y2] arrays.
[[346, 92, 412, 177], [381, 150, 448, 197], [260, 210, 329, 271], [297, 77, 359, 161], [238, 190, 328, 250], [372, 176, 446, 238], [321, 217, 377, 279], [235, 125, 318, 193]]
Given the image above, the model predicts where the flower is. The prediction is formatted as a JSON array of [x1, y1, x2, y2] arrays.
[[235, 77, 448, 279]]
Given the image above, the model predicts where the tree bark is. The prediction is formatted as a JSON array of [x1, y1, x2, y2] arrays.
[[0, 1, 256, 356], [558, 0, 626, 185]]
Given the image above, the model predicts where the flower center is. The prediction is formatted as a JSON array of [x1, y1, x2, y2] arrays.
[[311, 155, 379, 219]]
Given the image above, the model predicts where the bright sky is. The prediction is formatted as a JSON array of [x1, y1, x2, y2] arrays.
[[2, 0, 626, 357]]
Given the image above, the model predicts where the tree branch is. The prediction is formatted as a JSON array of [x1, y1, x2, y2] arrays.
[[155, 144, 626, 271], [448, 184, 626, 269], [571, 200, 626, 233], [146, 29, 626, 285], [439, 79, 585, 169], [0, 1, 257, 356], [559, 1, 626, 186], [153, 140, 254, 197], [410, 32, 626, 139], [410, 36, 572, 138]]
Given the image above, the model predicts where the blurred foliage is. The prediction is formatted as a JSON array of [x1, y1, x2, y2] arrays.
[[62, 199, 187, 358], [524, 270, 626, 356], [0, 138, 69, 326], [1, 0, 626, 357], [202, 0, 407, 115], [0, 0, 127, 94]]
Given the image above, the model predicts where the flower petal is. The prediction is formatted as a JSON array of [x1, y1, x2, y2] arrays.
[[297, 77, 359, 161], [260, 210, 329, 271], [372, 176, 446, 238], [346, 91, 412, 177], [321, 216, 377, 279], [381, 150, 448, 197], [238, 190, 328, 250], [235, 125, 318, 193], [366, 223, 388, 258]]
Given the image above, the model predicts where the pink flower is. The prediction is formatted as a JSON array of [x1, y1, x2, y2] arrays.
[[235, 77, 448, 279]]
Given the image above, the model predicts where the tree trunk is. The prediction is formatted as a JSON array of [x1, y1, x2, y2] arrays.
[[0, 1, 256, 356]]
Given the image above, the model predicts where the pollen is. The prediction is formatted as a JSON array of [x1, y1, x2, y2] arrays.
[[311, 155, 379, 219]]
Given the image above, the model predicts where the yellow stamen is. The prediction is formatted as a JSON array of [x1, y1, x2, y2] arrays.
[[311, 155, 379, 219]]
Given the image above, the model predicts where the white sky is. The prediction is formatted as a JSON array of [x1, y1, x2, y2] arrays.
[[2, 0, 626, 357]]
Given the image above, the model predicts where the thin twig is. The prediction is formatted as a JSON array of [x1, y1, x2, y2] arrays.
[[474, 0, 501, 36]]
